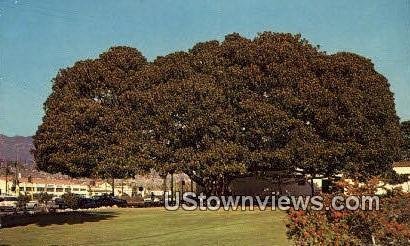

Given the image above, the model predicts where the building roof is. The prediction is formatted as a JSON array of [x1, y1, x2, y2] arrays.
[[393, 161, 410, 168], [0, 176, 89, 186]]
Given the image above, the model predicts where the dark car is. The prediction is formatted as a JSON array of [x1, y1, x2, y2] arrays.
[[53, 197, 67, 209], [92, 195, 111, 207], [93, 195, 127, 207], [123, 196, 144, 208], [78, 198, 97, 209], [111, 197, 127, 207]]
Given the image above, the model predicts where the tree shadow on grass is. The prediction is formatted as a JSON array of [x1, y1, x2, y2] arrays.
[[111, 221, 251, 242], [1, 211, 118, 228]]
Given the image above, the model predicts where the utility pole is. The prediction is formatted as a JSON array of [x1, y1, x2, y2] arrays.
[[14, 162, 18, 184], [5, 161, 9, 195], [15, 145, 20, 195], [15, 162, 19, 195], [0, 160, 7, 195]]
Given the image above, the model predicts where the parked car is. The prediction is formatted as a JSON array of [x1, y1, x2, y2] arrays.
[[46, 197, 65, 211], [143, 197, 161, 203], [91, 195, 105, 207], [143, 196, 162, 207], [0, 196, 19, 212], [53, 197, 67, 209], [26, 200, 40, 211], [93, 195, 127, 207], [123, 196, 145, 208], [78, 198, 96, 209], [111, 197, 127, 207]]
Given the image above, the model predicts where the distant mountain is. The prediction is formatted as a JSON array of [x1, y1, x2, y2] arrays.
[[0, 135, 180, 187], [0, 134, 34, 166]]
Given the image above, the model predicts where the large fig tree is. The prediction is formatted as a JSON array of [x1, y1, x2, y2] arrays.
[[33, 47, 151, 180], [127, 32, 401, 194], [34, 32, 402, 196]]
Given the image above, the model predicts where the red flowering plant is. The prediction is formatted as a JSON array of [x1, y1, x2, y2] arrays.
[[286, 177, 410, 245]]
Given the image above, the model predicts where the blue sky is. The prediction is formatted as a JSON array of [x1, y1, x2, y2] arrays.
[[0, 0, 409, 136]]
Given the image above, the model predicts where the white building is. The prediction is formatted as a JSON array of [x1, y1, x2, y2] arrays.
[[380, 161, 410, 193], [0, 176, 152, 198], [0, 176, 90, 197], [90, 180, 145, 197]]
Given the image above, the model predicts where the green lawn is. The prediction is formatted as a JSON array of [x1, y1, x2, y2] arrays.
[[0, 208, 291, 246]]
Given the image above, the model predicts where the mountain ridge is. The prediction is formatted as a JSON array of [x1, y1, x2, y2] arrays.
[[0, 134, 34, 166]]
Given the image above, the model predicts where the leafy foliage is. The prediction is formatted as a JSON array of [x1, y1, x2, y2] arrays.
[[34, 32, 401, 194], [33, 47, 150, 179], [17, 194, 30, 209], [401, 120, 410, 160], [129, 32, 401, 193], [287, 178, 410, 245], [61, 192, 80, 209], [381, 169, 409, 185], [37, 192, 53, 204]]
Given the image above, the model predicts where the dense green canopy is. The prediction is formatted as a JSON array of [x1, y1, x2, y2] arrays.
[[400, 120, 410, 161], [34, 32, 402, 193], [33, 46, 151, 179]]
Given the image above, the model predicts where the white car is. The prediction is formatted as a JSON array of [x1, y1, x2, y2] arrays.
[[26, 200, 40, 210], [143, 197, 161, 203], [0, 196, 18, 212], [47, 197, 64, 211]]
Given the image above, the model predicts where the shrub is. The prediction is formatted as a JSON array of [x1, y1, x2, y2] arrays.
[[61, 192, 80, 209], [286, 178, 410, 245], [17, 194, 30, 210], [37, 192, 53, 204]]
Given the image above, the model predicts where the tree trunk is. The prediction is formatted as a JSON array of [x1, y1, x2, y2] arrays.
[[162, 174, 167, 203], [278, 175, 283, 195], [310, 176, 315, 196], [111, 178, 115, 196], [121, 179, 124, 197], [208, 176, 231, 196], [180, 180, 184, 202], [170, 173, 174, 205]]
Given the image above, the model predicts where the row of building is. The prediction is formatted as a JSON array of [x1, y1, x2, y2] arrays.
[[230, 161, 410, 196], [0, 177, 145, 198], [1, 162, 409, 198]]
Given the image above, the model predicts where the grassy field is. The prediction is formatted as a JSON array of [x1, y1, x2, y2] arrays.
[[0, 208, 290, 246]]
